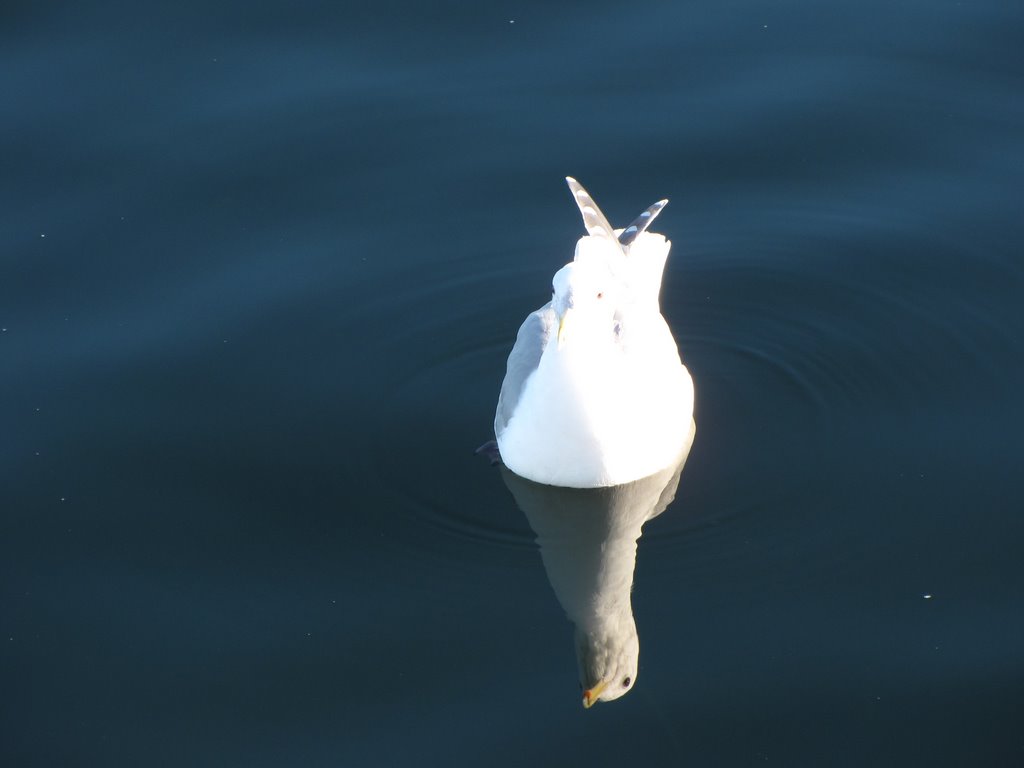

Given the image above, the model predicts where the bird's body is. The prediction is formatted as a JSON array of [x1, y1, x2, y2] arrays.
[[494, 178, 694, 488]]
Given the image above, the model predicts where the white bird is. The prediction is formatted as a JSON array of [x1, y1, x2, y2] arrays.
[[493, 178, 694, 488]]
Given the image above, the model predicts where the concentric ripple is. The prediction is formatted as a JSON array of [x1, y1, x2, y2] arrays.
[[353, 209, 1023, 569]]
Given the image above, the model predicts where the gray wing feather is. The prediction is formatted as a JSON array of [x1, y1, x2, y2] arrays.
[[565, 177, 620, 243], [495, 306, 554, 438], [618, 199, 668, 246]]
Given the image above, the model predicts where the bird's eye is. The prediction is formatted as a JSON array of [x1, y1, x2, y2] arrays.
[[622, 677, 631, 687], [596, 292, 604, 299]]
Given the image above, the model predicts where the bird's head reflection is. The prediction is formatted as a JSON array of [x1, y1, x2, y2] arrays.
[[575, 621, 639, 707], [499, 423, 693, 708]]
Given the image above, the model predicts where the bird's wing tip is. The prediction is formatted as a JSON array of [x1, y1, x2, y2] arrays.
[[618, 198, 669, 246], [564, 177, 619, 243]]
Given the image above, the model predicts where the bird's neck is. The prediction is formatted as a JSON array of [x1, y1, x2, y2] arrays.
[[527, 502, 645, 632], [577, 535, 640, 635]]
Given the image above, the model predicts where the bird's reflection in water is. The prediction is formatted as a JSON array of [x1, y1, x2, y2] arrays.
[[500, 422, 695, 708]]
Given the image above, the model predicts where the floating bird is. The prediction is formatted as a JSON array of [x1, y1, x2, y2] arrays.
[[492, 178, 694, 488]]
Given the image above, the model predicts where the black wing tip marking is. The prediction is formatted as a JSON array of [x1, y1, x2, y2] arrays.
[[618, 199, 669, 245]]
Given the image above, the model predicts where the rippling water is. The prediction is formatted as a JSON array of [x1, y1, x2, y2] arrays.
[[4, 1, 1023, 765]]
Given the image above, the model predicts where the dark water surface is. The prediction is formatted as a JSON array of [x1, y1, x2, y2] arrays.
[[4, 1, 1024, 765]]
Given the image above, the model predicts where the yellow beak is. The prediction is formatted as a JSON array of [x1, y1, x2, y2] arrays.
[[582, 679, 609, 709], [557, 308, 574, 348]]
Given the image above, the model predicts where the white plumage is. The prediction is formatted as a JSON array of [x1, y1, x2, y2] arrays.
[[494, 178, 694, 488]]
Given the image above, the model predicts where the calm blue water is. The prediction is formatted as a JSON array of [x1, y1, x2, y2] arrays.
[[3, 1, 1023, 765]]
